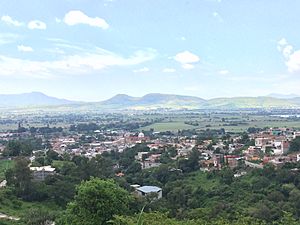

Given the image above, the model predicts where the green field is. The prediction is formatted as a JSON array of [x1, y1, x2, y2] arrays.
[[140, 114, 300, 133], [141, 121, 194, 132]]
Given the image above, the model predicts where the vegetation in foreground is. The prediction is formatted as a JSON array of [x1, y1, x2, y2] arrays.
[[2, 147, 300, 224]]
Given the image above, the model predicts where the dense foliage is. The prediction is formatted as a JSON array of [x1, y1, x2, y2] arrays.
[[57, 178, 131, 225], [3, 142, 300, 224]]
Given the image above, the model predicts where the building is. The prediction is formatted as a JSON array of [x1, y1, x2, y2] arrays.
[[30, 166, 56, 181], [141, 161, 161, 169], [136, 186, 162, 199], [224, 155, 240, 169], [273, 140, 290, 155], [255, 137, 272, 147]]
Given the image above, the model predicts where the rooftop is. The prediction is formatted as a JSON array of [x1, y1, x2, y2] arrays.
[[136, 186, 162, 193]]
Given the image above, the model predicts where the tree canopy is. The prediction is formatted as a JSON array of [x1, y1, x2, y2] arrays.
[[57, 178, 132, 225]]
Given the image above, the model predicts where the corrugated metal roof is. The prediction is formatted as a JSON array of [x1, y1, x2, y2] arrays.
[[136, 186, 162, 193]]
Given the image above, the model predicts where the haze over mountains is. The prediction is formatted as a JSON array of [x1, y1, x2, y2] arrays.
[[0, 92, 75, 107], [0, 92, 300, 110]]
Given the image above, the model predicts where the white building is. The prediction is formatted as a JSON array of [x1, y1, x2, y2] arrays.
[[30, 166, 56, 181]]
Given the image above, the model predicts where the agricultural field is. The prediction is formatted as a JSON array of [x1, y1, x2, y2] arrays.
[[140, 113, 300, 133], [141, 121, 194, 132]]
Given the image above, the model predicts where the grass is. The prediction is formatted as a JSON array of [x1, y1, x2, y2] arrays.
[[0, 189, 60, 223], [139, 114, 300, 133], [52, 160, 75, 170]]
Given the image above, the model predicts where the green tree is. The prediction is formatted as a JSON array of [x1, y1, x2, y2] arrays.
[[289, 137, 300, 152], [219, 168, 234, 185], [57, 178, 131, 225], [5, 157, 32, 198], [3, 140, 33, 156], [178, 149, 200, 173]]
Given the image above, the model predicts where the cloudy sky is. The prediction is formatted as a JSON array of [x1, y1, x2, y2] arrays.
[[0, 0, 300, 101]]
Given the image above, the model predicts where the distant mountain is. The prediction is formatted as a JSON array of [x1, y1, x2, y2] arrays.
[[207, 97, 298, 109], [100, 93, 207, 109], [0, 92, 77, 107], [1, 92, 300, 111], [266, 93, 300, 99], [100, 94, 299, 110], [101, 94, 139, 107]]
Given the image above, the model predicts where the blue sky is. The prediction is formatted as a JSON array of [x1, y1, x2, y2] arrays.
[[0, 0, 300, 101]]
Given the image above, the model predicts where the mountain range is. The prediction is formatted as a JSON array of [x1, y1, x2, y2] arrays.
[[0, 92, 75, 107], [0, 92, 300, 110]]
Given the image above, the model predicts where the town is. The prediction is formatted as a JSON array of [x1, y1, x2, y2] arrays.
[[2, 113, 300, 177], [2, 110, 300, 224]]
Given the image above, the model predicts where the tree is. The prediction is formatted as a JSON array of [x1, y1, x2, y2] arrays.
[[277, 211, 299, 225], [289, 137, 300, 152], [219, 168, 234, 185], [178, 149, 200, 173], [5, 157, 32, 198], [240, 133, 249, 143], [57, 178, 131, 225], [265, 146, 274, 156], [126, 162, 142, 174], [46, 150, 59, 161], [3, 140, 32, 156]]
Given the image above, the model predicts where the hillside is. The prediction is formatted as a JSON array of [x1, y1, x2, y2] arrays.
[[99, 93, 207, 109], [99, 94, 299, 110], [207, 97, 298, 109], [1, 92, 300, 110], [0, 92, 77, 107]]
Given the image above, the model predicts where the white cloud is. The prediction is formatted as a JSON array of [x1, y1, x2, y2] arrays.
[[277, 38, 300, 74], [174, 51, 200, 70], [182, 64, 194, 70], [28, 20, 47, 30], [282, 45, 293, 58], [286, 50, 300, 73], [174, 51, 200, 64], [278, 38, 288, 46], [133, 67, 150, 73], [0, 48, 156, 78], [162, 68, 176, 73], [277, 38, 291, 55], [17, 45, 34, 52], [63, 10, 109, 29], [219, 70, 229, 75], [1, 15, 23, 26]]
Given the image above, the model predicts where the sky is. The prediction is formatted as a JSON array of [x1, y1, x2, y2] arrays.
[[0, 0, 300, 101]]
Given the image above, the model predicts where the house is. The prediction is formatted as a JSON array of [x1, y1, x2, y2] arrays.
[[273, 140, 290, 155], [30, 166, 56, 181], [135, 152, 149, 161], [255, 137, 272, 147], [136, 186, 162, 199], [224, 155, 240, 169], [141, 161, 161, 169]]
